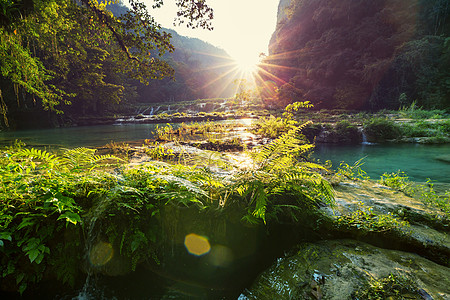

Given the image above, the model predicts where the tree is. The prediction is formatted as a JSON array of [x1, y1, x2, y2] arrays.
[[0, 0, 214, 126]]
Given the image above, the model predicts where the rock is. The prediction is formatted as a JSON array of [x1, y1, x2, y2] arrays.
[[327, 179, 450, 266], [242, 239, 450, 299], [436, 154, 450, 164]]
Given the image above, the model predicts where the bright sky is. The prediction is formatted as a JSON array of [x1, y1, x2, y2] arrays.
[[143, 0, 280, 63]]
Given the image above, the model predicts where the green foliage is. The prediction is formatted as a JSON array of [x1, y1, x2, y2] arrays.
[[379, 172, 450, 217], [145, 142, 175, 160], [231, 125, 334, 223], [354, 273, 420, 300], [0, 144, 121, 293], [379, 171, 413, 194], [399, 119, 450, 139], [154, 123, 176, 141], [399, 101, 447, 119], [0, 126, 337, 292], [263, 0, 450, 110], [252, 102, 314, 139], [364, 118, 401, 142], [0, 0, 215, 126], [251, 115, 294, 138], [330, 120, 361, 144], [335, 202, 409, 234], [333, 158, 369, 183]]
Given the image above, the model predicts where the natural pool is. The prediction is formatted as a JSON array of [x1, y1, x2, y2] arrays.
[[313, 143, 450, 183]]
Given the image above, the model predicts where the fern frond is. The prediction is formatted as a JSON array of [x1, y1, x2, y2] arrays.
[[252, 124, 312, 172], [60, 148, 121, 170], [153, 174, 208, 198], [13, 148, 60, 169]]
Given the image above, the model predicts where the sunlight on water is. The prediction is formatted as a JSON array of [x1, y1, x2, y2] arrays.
[[184, 233, 211, 256], [89, 241, 114, 266]]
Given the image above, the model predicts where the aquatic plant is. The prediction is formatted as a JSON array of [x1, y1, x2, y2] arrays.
[[251, 115, 293, 138], [332, 158, 370, 183], [379, 171, 414, 195]]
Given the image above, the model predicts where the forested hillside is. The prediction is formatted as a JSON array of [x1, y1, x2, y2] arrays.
[[261, 0, 450, 110], [0, 0, 232, 129], [136, 28, 236, 104]]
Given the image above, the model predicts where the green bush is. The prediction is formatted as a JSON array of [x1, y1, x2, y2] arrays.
[[363, 118, 401, 142], [332, 120, 361, 144]]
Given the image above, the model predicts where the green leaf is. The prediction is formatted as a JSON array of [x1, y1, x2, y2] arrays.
[[0, 231, 12, 242], [131, 239, 140, 253], [17, 217, 35, 230], [28, 249, 39, 263], [57, 211, 81, 225], [16, 273, 25, 284], [34, 253, 45, 264], [19, 283, 27, 295]]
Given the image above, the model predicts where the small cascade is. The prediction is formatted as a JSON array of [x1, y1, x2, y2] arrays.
[[361, 132, 375, 145], [72, 198, 113, 300], [167, 105, 171, 112], [149, 106, 154, 116], [360, 128, 374, 145]]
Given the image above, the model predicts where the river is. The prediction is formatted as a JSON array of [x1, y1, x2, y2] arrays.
[[1, 123, 449, 183]]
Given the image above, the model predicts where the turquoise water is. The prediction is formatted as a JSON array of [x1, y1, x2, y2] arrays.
[[0, 124, 162, 148], [1, 124, 449, 183], [313, 143, 450, 183]]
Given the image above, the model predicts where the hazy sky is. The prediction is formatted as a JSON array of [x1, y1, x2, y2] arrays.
[[143, 0, 280, 62]]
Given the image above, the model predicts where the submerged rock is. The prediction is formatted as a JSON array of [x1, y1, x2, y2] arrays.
[[241, 239, 450, 299]]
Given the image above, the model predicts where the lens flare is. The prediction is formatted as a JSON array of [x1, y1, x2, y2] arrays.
[[208, 245, 234, 267], [184, 233, 211, 256], [89, 241, 114, 266]]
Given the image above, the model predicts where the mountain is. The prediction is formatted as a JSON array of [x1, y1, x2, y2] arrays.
[[260, 0, 450, 110], [108, 2, 237, 103], [136, 28, 237, 103]]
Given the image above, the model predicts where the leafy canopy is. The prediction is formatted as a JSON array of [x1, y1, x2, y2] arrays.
[[0, 0, 213, 120]]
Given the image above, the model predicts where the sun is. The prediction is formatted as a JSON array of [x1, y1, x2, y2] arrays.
[[233, 52, 261, 74]]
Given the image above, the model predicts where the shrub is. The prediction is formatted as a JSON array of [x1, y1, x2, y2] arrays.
[[363, 118, 401, 142], [332, 120, 361, 144]]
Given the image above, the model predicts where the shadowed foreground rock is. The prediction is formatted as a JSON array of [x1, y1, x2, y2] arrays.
[[241, 239, 450, 299]]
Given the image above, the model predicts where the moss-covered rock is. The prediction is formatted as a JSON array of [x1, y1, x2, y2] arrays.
[[241, 239, 450, 299]]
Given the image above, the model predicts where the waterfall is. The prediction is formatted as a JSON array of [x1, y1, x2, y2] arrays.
[[149, 107, 154, 116], [167, 105, 171, 112], [72, 197, 113, 300], [361, 129, 374, 145]]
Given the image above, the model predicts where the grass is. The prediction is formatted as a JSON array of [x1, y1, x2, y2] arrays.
[[379, 171, 450, 217]]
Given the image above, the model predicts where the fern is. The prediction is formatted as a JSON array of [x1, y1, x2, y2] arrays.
[[231, 124, 334, 223], [13, 148, 60, 169], [252, 122, 313, 172], [60, 147, 121, 171]]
